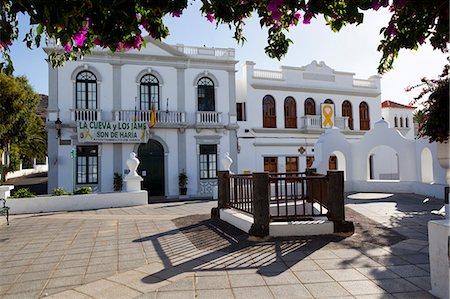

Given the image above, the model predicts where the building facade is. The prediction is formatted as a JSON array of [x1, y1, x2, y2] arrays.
[[236, 60, 382, 174], [46, 40, 238, 197], [381, 100, 415, 139], [46, 41, 386, 197]]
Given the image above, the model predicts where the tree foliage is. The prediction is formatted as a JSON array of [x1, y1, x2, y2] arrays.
[[407, 59, 449, 143], [0, 0, 448, 74], [0, 73, 47, 179]]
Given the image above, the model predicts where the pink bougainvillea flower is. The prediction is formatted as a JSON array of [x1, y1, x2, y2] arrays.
[[133, 35, 143, 48], [271, 10, 282, 21], [294, 11, 301, 20], [418, 35, 426, 45], [386, 23, 397, 36], [371, 0, 381, 10], [136, 13, 141, 20], [0, 40, 12, 48], [93, 37, 102, 46], [206, 12, 215, 23], [63, 42, 71, 53], [303, 11, 313, 24], [171, 10, 182, 17], [73, 30, 87, 47]]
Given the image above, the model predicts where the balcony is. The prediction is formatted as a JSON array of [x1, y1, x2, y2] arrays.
[[300, 115, 349, 130], [114, 110, 186, 127], [196, 111, 223, 128], [71, 109, 102, 121]]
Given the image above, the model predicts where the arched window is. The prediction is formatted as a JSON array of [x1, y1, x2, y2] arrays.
[[305, 98, 316, 115], [394, 116, 398, 127], [284, 97, 297, 128], [324, 99, 334, 104], [263, 95, 276, 128], [76, 71, 97, 109], [359, 101, 370, 130], [197, 77, 215, 111], [400, 117, 403, 127], [405, 117, 409, 128], [140, 74, 159, 110], [342, 100, 353, 130]]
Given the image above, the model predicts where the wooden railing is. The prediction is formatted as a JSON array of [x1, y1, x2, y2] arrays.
[[229, 174, 254, 215], [269, 172, 328, 221], [217, 170, 348, 237]]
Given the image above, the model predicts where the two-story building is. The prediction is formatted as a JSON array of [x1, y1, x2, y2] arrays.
[[45, 39, 238, 197], [236, 60, 382, 174], [45, 40, 385, 198]]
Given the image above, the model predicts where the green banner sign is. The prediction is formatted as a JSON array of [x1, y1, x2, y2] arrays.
[[77, 121, 149, 143]]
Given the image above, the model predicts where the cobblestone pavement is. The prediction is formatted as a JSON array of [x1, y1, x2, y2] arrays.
[[0, 194, 445, 299]]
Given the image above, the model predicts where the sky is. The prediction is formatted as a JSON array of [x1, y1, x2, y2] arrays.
[[9, 3, 448, 106]]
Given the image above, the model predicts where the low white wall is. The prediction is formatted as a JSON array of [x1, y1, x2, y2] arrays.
[[347, 180, 446, 199], [7, 191, 148, 214], [6, 165, 48, 180]]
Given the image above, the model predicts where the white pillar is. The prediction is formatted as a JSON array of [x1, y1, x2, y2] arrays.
[[428, 219, 450, 299]]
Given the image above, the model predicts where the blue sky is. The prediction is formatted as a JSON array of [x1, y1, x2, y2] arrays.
[[10, 4, 447, 105]]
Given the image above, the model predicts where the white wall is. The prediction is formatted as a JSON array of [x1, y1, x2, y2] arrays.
[[313, 119, 448, 199]]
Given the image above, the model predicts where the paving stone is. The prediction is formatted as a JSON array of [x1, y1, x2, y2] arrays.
[[195, 275, 230, 290], [155, 290, 194, 299], [307, 250, 340, 260], [228, 273, 266, 287], [1, 290, 42, 299], [45, 289, 92, 299], [314, 258, 352, 270], [108, 270, 170, 293], [269, 284, 313, 299], [304, 282, 351, 298], [157, 277, 194, 291], [233, 286, 275, 299], [405, 276, 431, 291], [5, 279, 47, 294], [373, 278, 421, 293], [386, 265, 429, 278], [294, 270, 334, 283], [288, 260, 321, 271], [354, 294, 395, 299], [355, 267, 399, 280], [325, 268, 368, 281], [391, 291, 437, 298], [46, 275, 84, 289], [262, 271, 300, 285], [195, 288, 234, 299], [340, 280, 386, 295], [370, 256, 410, 266], [75, 278, 142, 299]]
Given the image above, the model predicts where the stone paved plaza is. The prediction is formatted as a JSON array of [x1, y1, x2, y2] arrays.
[[0, 194, 445, 299]]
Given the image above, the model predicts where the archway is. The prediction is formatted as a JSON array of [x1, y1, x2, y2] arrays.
[[137, 139, 165, 196], [330, 151, 347, 180], [367, 145, 399, 180], [421, 147, 434, 183]]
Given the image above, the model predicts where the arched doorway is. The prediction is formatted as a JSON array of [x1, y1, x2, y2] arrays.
[[368, 145, 399, 180], [137, 139, 165, 196]]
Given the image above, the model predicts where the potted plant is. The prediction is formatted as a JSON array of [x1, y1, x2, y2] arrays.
[[178, 170, 188, 195]]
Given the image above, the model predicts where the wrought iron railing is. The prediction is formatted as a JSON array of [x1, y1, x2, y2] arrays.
[[229, 174, 254, 215]]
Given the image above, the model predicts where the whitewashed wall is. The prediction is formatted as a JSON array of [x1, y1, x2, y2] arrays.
[[313, 119, 447, 199]]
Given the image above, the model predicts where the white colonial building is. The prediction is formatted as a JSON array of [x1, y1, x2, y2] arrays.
[[235, 60, 382, 174], [45, 39, 239, 197], [45, 39, 405, 199]]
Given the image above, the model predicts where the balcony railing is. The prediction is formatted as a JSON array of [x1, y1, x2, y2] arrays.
[[196, 111, 222, 126], [114, 110, 186, 125], [71, 109, 102, 121], [300, 115, 349, 130]]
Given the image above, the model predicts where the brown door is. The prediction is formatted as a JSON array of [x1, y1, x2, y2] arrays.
[[264, 157, 278, 173], [359, 102, 370, 130], [263, 95, 276, 128], [284, 97, 297, 128], [328, 156, 337, 170], [342, 100, 353, 130]]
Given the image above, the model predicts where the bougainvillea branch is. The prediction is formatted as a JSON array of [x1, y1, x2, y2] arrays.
[[0, 0, 448, 74], [406, 57, 449, 143]]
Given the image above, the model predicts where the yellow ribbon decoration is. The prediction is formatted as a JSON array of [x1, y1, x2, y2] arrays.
[[322, 105, 333, 128], [84, 129, 93, 140]]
